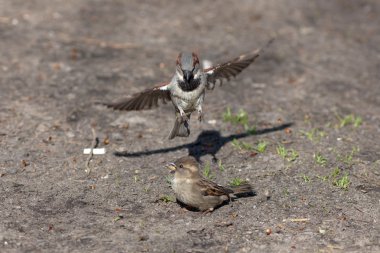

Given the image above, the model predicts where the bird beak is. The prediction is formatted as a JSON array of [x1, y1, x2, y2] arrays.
[[166, 163, 177, 174], [183, 70, 193, 83]]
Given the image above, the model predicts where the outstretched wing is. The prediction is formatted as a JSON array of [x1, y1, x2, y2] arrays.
[[204, 38, 274, 88], [101, 82, 171, 111], [197, 178, 233, 197]]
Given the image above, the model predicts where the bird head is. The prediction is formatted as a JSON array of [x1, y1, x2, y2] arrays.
[[166, 156, 200, 179], [175, 52, 201, 84]]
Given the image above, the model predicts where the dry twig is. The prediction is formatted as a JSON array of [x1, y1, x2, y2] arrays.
[[85, 126, 99, 174]]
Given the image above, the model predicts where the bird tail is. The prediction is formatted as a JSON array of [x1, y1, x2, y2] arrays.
[[229, 184, 255, 197], [168, 114, 191, 140]]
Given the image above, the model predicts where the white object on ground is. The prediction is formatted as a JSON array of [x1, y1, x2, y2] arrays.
[[207, 119, 217, 125], [83, 148, 106, 155]]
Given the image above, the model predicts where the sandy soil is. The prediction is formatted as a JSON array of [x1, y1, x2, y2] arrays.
[[0, 0, 379, 252]]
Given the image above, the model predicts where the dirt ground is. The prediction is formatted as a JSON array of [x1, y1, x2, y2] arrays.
[[1, 0, 380, 252]]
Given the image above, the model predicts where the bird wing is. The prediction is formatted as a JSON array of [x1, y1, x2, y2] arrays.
[[101, 82, 171, 111], [197, 178, 233, 197], [204, 38, 274, 88]]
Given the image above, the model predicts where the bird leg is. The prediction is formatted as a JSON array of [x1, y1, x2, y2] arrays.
[[179, 207, 190, 214], [196, 103, 203, 122], [179, 108, 189, 122], [202, 207, 214, 215], [197, 108, 203, 122]]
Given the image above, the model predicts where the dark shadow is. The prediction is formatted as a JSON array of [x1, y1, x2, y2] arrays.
[[115, 123, 293, 161], [176, 199, 200, 212], [232, 189, 257, 198]]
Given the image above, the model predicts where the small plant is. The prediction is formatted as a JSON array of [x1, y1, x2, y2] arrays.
[[256, 141, 268, 153], [342, 153, 354, 166], [222, 107, 256, 134], [245, 125, 257, 135], [234, 109, 249, 127], [203, 162, 214, 179], [317, 167, 350, 190], [332, 170, 350, 190], [218, 159, 225, 172], [339, 114, 354, 127], [287, 149, 299, 162], [317, 175, 329, 181], [300, 128, 326, 142], [353, 116, 363, 128], [314, 152, 327, 166], [276, 144, 299, 162], [223, 107, 248, 125], [276, 144, 287, 159], [232, 139, 253, 151], [159, 195, 175, 203], [300, 129, 315, 141], [223, 107, 233, 122], [301, 174, 311, 183], [325, 121, 333, 128], [283, 188, 290, 196], [113, 215, 124, 222], [229, 177, 247, 186], [337, 114, 362, 128], [330, 167, 341, 179], [337, 147, 360, 166]]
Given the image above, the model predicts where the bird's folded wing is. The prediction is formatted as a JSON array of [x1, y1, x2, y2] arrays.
[[101, 82, 171, 111], [204, 38, 274, 87], [197, 179, 233, 196]]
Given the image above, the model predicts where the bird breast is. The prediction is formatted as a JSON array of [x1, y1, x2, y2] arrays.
[[170, 75, 206, 110], [171, 177, 200, 206]]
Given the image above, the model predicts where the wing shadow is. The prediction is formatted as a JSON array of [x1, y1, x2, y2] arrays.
[[114, 123, 293, 161]]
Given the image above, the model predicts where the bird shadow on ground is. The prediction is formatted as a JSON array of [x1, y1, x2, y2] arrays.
[[114, 123, 293, 161]]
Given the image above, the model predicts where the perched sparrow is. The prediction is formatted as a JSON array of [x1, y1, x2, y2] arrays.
[[102, 39, 274, 139], [166, 156, 254, 212]]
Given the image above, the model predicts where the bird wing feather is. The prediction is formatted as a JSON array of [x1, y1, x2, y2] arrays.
[[101, 82, 171, 111], [196, 178, 233, 197], [204, 38, 274, 88]]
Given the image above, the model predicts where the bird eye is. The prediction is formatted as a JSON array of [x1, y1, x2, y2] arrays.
[[179, 164, 183, 168]]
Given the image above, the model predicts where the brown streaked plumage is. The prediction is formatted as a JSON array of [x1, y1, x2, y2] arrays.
[[166, 156, 254, 212], [101, 82, 171, 111], [204, 38, 274, 89]]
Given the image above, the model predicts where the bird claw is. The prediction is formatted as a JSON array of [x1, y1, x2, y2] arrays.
[[202, 208, 214, 215], [181, 114, 189, 122], [197, 111, 203, 122], [179, 109, 189, 121]]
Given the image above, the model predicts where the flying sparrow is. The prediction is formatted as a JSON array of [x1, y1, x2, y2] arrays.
[[102, 39, 274, 139], [166, 156, 254, 212]]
